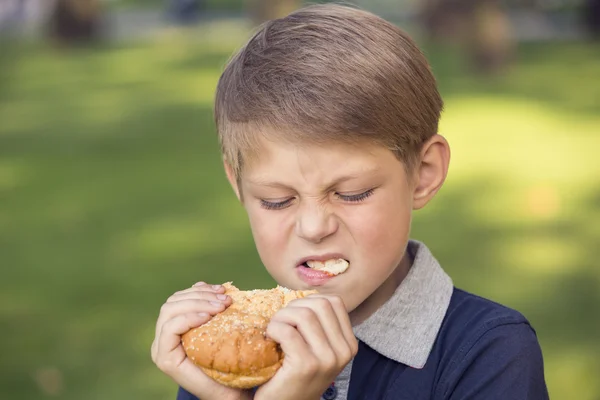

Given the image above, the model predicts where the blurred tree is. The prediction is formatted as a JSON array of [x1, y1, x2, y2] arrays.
[[421, 0, 514, 75], [582, 0, 600, 39], [247, 0, 300, 25], [167, 0, 206, 24], [47, 0, 102, 44]]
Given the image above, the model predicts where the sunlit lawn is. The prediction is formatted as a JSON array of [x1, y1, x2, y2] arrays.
[[1, 27, 598, 400]]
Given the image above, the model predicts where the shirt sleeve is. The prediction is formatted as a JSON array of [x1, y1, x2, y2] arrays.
[[175, 385, 258, 399], [176, 387, 200, 400], [442, 322, 549, 400]]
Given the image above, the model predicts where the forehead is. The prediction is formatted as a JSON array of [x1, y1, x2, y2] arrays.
[[241, 136, 399, 183]]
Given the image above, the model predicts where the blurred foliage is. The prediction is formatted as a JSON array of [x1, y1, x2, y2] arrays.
[[0, 24, 599, 400], [113, 0, 246, 11]]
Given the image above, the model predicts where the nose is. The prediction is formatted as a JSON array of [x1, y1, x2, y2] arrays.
[[295, 201, 338, 243]]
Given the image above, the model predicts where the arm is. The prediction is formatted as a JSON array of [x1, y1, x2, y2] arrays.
[[442, 322, 549, 400]]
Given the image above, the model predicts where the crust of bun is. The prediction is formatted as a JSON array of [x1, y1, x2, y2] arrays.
[[199, 362, 282, 389], [182, 283, 316, 389]]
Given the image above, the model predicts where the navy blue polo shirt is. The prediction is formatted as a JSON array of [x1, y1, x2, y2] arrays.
[[346, 288, 549, 399], [176, 241, 549, 399]]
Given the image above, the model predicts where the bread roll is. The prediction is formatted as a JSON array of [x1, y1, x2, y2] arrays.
[[181, 282, 316, 389]]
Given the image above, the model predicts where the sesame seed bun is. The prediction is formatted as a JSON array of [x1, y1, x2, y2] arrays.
[[182, 282, 316, 389]]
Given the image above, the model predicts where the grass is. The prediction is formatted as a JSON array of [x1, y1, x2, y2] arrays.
[[0, 28, 599, 400]]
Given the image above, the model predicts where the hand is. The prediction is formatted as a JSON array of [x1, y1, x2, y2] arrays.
[[254, 294, 359, 400], [151, 282, 253, 400]]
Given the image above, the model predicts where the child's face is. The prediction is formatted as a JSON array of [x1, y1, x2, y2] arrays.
[[232, 137, 416, 313]]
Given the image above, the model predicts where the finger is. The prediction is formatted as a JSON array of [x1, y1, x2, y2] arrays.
[[169, 283, 226, 299], [287, 297, 351, 361], [266, 320, 314, 366], [192, 282, 227, 292], [307, 295, 358, 357], [154, 312, 212, 367], [155, 299, 229, 339], [271, 307, 336, 366], [328, 296, 359, 356], [167, 290, 231, 304]]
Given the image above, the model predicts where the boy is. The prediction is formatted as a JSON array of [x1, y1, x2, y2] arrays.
[[151, 4, 549, 400]]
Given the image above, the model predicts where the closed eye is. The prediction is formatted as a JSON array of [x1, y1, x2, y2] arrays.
[[260, 189, 374, 209], [260, 198, 294, 210], [337, 188, 374, 202]]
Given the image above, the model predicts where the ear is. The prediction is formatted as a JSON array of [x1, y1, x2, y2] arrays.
[[412, 134, 450, 210], [223, 160, 242, 202]]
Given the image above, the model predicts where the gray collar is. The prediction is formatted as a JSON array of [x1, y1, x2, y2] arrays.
[[353, 240, 454, 369]]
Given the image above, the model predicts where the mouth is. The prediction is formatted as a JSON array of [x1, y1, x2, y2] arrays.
[[296, 255, 350, 277]]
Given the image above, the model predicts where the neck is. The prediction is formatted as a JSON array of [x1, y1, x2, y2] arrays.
[[349, 249, 413, 326]]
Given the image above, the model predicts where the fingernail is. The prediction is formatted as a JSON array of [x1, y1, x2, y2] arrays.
[[212, 285, 221, 290], [193, 282, 205, 287], [216, 294, 228, 300], [210, 301, 223, 307], [198, 312, 209, 317]]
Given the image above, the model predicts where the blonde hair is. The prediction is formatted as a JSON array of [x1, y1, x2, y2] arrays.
[[214, 3, 443, 180]]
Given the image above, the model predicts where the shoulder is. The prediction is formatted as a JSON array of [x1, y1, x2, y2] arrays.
[[433, 288, 548, 399], [439, 288, 532, 342], [437, 288, 540, 363]]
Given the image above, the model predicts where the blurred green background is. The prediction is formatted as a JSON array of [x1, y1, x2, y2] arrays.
[[1, 1, 599, 399]]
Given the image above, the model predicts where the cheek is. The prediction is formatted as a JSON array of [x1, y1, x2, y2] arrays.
[[359, 211, 410, 253], [246, 207, 291, 263], [346, 191, 412, 263]]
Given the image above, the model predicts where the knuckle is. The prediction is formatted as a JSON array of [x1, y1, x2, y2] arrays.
[[166, 294, 177, 303], [339, 345, 354, 363], [168, 287, 189, 300], [278, 323, 297, 340], [156, 357, 175, 373], [265, 323, 277, 338], [193, 285, 211, 293], [286, 298, 301, 307], [161, 314, 182, 333], [313, 297, 331, 309], [296, 307, 317, 321], [320, 352, 337, 371], [267, 321, 296, 342], [159, 302, 173, 315], [266, 319, 278, 331], [329, 295, 345, 308], [302, 357, 319, 375]]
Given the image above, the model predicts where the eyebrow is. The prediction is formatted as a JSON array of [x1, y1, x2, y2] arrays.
[[247, 169, 379, 191]]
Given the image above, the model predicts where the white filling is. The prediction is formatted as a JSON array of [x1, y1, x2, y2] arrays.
[[306, 259, 349, 276]]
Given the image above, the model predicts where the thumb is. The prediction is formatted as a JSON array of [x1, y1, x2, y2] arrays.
[[156, 313, 212, 368]]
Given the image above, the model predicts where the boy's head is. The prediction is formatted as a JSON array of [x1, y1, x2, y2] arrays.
[[215, 4, 450, 317]]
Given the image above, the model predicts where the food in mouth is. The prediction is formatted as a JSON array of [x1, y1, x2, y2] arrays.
[[297, 258, 350, 286], [304, 258, 349, 276]]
